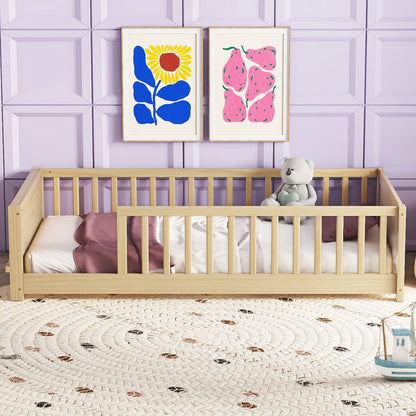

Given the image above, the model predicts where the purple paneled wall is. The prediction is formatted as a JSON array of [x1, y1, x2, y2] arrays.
[[1, 0, 416, 250]]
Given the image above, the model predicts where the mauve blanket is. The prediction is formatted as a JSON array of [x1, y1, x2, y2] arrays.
[[74, 212, 172, 273]]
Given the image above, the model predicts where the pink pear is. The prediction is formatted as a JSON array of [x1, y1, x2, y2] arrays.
[[245, 66, 275, 103], [223, 87, 246, 122], [222, 48, 247, 93], [248, 88, 275, 123]]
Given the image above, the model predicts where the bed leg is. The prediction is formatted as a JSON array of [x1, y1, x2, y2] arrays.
[[10, 273, 24, 301], [396, 288, 404, 302]]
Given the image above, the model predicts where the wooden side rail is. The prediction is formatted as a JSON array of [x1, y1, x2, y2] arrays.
[[8, 169, 43, 300], [116, 205, 397, 279], [43, 168, 379, 216]]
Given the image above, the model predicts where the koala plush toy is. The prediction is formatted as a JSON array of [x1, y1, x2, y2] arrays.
[[261, 157, 317, 223]]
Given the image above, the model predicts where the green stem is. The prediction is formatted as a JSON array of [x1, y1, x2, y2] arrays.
[[223, 46, 237, 51], [241, 45, 247, 54], [152, 80, 161, 125], [223, 85, 228, 91], [272, 85, 276, 94], [246, 98, 248, 108]]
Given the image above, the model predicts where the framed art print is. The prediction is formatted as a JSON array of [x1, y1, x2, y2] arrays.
[[209, 27, 290, 142], [122, 27, 203, 141]]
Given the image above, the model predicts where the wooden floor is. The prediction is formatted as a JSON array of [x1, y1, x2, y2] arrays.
[[0, 252, 415, 291]]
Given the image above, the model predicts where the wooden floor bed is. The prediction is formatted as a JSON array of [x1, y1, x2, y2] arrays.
[[7, 168, 406, 301]]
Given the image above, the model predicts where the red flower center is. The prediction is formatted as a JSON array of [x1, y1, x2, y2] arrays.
[[159, 53, 180, 72]]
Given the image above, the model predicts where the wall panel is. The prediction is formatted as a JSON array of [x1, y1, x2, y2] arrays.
[[366, 31, 416, 105], [0, 0, 90, 29], [278, 106, 364, 168], [290, 30, 366, 105], [3, 106, 93, 178], [368, 0, 416, 29], [276, 0, 366, 29], [184, 0, 274, 27], [92, 0, 182, 28], [1, 30, 91, 105], [365, 106, 416, 178], [92, 30, 121, 105]]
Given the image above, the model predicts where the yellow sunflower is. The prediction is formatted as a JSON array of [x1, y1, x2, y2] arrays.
[[145, 45, 192, 85]]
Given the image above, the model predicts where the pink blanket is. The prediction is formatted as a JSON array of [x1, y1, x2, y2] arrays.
[[74, 212, 172, 273]]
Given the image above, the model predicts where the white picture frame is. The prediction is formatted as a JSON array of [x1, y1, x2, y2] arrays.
[[209, 27, 290, 142], [122, 27, 203, 142]]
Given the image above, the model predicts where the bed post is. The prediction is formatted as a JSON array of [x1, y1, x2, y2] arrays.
[[396, 203, 406, 302], [8, 204, 24, 300]]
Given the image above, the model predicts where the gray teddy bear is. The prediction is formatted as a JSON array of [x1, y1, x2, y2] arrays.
[[261, 157, 317, 223]]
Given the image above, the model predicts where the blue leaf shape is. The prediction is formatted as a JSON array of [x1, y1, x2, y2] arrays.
[[133, 46, 155, 88], [157, 101, 191, 125], [133, 81, 152, 104], [157, 81, 191, 101], [134, 104, 154, 124]]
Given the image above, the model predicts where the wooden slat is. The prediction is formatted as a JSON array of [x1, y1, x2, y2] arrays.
[[169, 177, 175, 206], [72, 177, 79, 215], [342, 177, 349, 206], [92, 177, 99, 213], [293, 216, 300, 274], [188, 177, 195, 206], [357, 215, 365, 274], [117, 214, 128, 274], [185, 216, 192, 273], [271, 216, 278, 274], [265, 177, 272, 199], [206, 216, 213, 274], [228, 216, 235, 274], [323, 177, 330, 206], [163, 216, 170, 274], [111, 177, 118, 212], [361, 177, 368, 203], [130, 177, 137, 206], [141, 216, 149, 274], [246, 177, 252, 206], [379, 215, 387, 274], [314, 216, 322, 275], [336, 216, 344, 274], [53, 177, 60, 215], [149, 177, 156, 206], [250, 216, 256, 274], [227, 177, 233, 206], [207, 177, 214, 206]]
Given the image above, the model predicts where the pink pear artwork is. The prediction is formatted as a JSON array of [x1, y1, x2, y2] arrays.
[[222, 44, 277, 124]]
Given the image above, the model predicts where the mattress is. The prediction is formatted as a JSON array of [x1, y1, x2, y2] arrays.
[[25, 215, 393, 275]]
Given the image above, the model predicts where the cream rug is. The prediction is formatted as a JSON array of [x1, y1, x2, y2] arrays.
[[1, 286, 416, 416]]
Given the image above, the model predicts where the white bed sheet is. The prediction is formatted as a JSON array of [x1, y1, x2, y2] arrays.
[[235, 217, 393, 274], [25, 215, 241, 274], [25, 215, 393, 275]]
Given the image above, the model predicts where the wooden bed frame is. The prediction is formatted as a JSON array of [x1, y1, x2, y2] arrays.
[[7, 168, 406, 301]]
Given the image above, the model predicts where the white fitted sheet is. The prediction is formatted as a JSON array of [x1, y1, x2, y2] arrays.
[[25, 215, 241, 274], [235, 217, 393, 274], [25, 215, 393, 275]]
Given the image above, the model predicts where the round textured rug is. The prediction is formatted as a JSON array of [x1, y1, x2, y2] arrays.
[[1, 285, 416, 416]]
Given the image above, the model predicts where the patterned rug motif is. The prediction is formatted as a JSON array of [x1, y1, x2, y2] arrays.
[[1, 285, 416, 416]]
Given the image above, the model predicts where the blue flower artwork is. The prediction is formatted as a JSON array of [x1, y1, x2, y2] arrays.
[[132, 45, 192, 126]]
